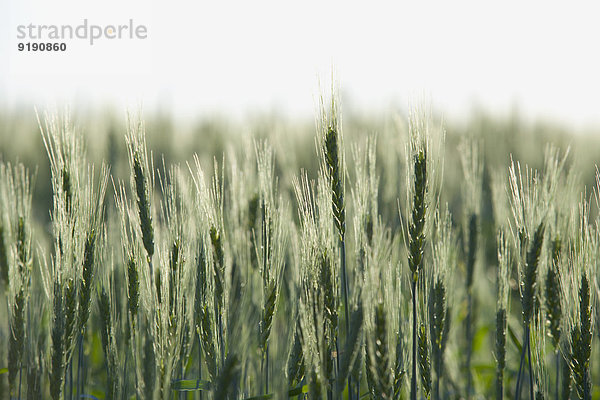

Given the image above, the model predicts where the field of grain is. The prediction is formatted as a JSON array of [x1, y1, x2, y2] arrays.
[[0, 101, 599, 399]]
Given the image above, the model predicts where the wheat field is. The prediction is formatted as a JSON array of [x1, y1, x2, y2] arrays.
[[0, 101, 599, 400]]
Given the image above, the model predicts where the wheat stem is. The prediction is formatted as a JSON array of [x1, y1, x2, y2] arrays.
[[465, 213, 477, 399], [495, 308, 506, 400], [561, 351, 571, 400], [527, 329, 534, 400], [411, 280, 418, 400], [515, 326, 529, 400]]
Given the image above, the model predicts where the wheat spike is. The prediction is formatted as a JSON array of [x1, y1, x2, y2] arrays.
[[418, 323, 431, 399], [545, 238, 562, 350]]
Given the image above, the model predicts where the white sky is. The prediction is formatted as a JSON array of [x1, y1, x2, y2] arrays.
[[1, 0, 600, 127]]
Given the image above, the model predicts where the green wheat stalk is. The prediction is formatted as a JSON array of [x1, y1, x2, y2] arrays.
[[408, 147, 427, 400]]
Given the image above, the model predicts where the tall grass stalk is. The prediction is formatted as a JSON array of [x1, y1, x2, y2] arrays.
[[350, 135, 380, 399], [406, 127, 428, 400], [1, 162, 34, 399], [545, 237, 562, 398], [429, 208, 454, 400], [410, 153, 426, 399], [495, 232, 510, 400], [294, 171, 336, 399], [560, 204, 593, 400], [508, 147, 566, 400], [362, 195, 394, 400], [124, 119, 157, 397], [319, 96, 350, 397], [98, 284, 120, 400], [458, 138, 483, 400], [255, 142, 288, 395], [40, 112, 110, 400]]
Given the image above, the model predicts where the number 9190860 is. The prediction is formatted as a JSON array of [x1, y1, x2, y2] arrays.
[[18, 42, 67, 51]]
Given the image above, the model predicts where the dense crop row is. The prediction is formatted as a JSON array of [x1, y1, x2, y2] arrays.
[[0, 102, 598, 399]]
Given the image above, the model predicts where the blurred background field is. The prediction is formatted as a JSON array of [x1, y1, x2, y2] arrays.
[[2, 107, 599, 240]]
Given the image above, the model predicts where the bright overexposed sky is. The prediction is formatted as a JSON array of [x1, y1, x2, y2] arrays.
[[1, 0, 600, 127]]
